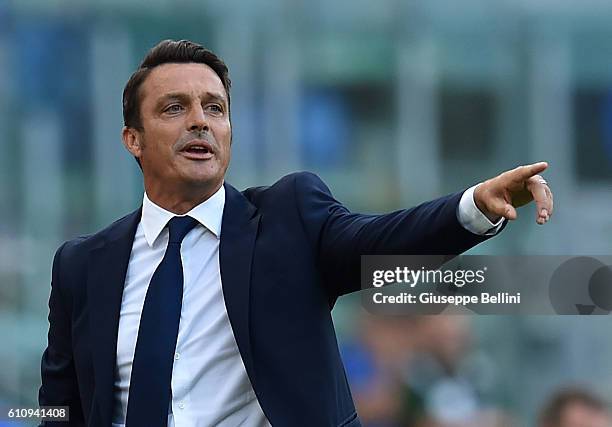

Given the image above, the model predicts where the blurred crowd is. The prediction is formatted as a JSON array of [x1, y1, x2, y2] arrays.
[[342, 313, 611, 427]]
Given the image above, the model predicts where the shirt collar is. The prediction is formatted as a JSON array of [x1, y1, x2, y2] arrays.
[[141, 184, 225, 247]]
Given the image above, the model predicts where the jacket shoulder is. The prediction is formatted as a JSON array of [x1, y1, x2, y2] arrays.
[[241, 171, 327, 202], [56, 208, 141, 261]]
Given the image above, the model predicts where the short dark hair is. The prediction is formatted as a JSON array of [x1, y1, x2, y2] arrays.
[[538, 387, 609, 427], [122, 39, 232, 130]]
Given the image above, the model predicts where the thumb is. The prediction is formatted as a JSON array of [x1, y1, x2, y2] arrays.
[[504, 204, 517, 220]]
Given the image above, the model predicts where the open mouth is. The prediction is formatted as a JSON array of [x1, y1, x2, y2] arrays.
[[180, 141, 214, 160]]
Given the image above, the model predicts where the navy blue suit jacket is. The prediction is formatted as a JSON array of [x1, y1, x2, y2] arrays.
[[39, 172, 493, 426]]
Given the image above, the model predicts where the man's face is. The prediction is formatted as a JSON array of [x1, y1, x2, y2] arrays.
[[560, 403, 612, 427], [126, 62, 231, 197]]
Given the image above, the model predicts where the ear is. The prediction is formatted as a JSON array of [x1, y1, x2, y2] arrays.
[[122, 126, 143, 158]]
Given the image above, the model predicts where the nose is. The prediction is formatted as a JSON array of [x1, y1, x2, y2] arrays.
[[187, 104, 209, 132]]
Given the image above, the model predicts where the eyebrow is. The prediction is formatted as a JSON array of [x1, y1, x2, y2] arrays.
[[155, 91, 228, 109]]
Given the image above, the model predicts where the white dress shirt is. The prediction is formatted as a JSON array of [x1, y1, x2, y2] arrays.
[[112, 185, 270, 427], [110, 182, 500, 427]]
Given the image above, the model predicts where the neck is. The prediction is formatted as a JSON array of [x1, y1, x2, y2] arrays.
[[145, 181, 222, 215]]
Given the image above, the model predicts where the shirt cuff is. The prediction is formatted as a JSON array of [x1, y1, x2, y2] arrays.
[[457, 185, 505, 236]]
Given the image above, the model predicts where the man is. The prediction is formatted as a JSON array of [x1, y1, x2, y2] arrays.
[[538, 388, 611, 427], [39, 39, 553, 427]]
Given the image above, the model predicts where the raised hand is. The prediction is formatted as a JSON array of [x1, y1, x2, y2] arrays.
[[473, 162, 553, 225]]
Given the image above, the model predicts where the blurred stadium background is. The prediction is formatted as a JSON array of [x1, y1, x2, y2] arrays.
[[1, 0, 612, 425]]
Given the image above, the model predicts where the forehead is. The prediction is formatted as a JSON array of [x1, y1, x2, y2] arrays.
[[140, 62, 227, 104], [563, 403, 609, 425]]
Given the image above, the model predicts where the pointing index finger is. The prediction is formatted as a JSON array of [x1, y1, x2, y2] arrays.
[[511, 161, 549, 182]]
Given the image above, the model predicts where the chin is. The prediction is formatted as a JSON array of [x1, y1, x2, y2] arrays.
[[182, 173, 222, 189]]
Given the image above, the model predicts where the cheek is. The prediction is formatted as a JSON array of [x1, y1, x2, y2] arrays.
[[216, 126, 232, 156], [142, 142, 178, 172], [222, 142, 232, 163]]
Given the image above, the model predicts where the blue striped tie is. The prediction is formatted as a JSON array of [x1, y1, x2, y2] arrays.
[[125, 215, 199, 427]]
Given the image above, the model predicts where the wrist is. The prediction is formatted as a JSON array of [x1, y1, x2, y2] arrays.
[[474, 183, 502, 223]]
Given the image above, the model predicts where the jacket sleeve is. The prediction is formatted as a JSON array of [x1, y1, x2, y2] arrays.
[[293, 172, 497, 299], [38, 241, 85, 427]]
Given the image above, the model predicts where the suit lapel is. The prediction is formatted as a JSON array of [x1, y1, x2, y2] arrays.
[[219, 183, 261, 388], [87, 208, 141, 426], [85, 185, 260, 422]]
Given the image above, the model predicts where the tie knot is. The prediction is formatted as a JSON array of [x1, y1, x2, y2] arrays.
[[167, 216, 198, 244]]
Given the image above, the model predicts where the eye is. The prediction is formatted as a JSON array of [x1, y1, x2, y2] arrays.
[[206, 104, 223, 114], [164, 104, 184, 114]]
